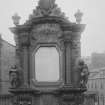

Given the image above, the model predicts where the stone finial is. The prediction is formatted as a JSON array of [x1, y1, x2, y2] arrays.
[[74, 9, 83, 24], [12, 13, 21, 26]]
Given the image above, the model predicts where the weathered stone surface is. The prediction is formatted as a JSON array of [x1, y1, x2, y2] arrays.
[[9, 0, 87, 105]]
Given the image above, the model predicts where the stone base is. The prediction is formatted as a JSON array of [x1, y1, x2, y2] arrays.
[[10, 86, 86, 105]]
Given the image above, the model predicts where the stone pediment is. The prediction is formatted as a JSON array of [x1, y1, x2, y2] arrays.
[[11, 0, 86, 36], [10, 0, 71, 34], [23, 0, 70, 26], [10, 0, 85, 44]]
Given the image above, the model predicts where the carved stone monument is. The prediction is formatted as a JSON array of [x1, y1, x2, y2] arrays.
[[9, 0, 88, 105]]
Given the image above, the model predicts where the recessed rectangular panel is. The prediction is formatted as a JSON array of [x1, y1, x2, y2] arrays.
[[35, 47, 60, 82]]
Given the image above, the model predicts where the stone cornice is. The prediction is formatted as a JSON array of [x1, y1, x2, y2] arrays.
[[10, 17, 85, 35]]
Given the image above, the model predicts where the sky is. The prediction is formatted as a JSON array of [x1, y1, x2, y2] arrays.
[[0, 0, 105, 56]]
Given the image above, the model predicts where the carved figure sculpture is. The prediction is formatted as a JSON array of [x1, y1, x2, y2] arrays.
[[80, 64, 89, 87], [9, 65, 21, 88], [77, 59, 89, 87]]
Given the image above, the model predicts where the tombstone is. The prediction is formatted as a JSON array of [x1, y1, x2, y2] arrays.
[[9, 0, 87, 105]]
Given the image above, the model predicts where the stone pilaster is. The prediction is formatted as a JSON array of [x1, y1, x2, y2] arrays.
[[23, 46, 29, 87], [63, 31, 72, 86], [71, 32, 82, 87], [64, 41, 72, 85]]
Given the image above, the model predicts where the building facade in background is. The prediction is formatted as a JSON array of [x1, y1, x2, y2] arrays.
[[87, 68, 105, 105], [89, 53, 105, 69], [83, 53, 105, 105], [0, 35, 16, 104]]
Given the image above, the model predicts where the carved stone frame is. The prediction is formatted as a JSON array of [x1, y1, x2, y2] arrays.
[[30, 43, 64, 88]]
